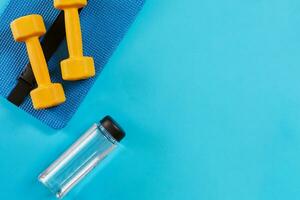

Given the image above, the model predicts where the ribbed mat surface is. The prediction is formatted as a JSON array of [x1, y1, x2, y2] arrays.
[[0, 0, 144, 129]]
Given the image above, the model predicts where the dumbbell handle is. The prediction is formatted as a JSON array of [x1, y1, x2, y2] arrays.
[[25, 37, 51, 86], [64, 8, 83, 57]]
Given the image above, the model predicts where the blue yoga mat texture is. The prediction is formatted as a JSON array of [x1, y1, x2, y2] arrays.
[[0, 0, 144, 129]]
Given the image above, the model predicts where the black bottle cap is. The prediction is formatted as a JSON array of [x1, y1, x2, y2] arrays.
[[100, 116, 126, 142]]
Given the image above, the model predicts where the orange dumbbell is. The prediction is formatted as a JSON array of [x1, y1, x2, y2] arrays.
[[11, 15, 66, 109], [54, 0, 95, 81]]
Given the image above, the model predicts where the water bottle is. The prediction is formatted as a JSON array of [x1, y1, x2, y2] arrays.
[[38, 116, 125, 198]]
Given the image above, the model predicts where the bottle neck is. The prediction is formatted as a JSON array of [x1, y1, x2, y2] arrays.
[[97, 124, 118, 145]]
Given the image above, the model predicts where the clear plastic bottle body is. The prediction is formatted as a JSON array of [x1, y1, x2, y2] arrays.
[[39, 123, 118, 199]]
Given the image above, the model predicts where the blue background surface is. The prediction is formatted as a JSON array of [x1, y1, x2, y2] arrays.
[[1, 0, 300, 199]]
